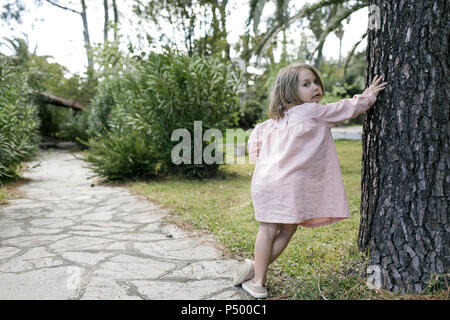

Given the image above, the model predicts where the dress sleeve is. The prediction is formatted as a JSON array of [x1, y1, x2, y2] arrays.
[[247, 123, 262, 164], [315, 89, 377, 127]]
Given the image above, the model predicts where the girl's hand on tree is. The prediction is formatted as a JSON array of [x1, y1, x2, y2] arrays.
[[368, 75, 387, 96]]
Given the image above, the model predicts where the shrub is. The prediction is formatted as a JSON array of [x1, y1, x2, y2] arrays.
[[0, 56, 40, 182], [81, 108, 163, 180], [238, 99, 265, 130], [87, 71, 124, 137], [83, 49, 240, 181]]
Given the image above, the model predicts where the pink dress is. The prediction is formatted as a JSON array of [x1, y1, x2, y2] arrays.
[[247, 89, 377, 227]]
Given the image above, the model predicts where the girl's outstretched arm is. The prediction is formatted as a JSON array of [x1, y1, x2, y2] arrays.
[[315, 75, 387, 128]]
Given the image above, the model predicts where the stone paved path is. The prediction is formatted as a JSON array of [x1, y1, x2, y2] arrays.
[[330, 125, 362, 140], [0, 148, 246, 300]]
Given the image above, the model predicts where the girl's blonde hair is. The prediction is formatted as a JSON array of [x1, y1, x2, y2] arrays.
[[268, 63, 324, 120]]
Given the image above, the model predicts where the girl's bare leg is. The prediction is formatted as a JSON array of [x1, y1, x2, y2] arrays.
[[252, 223, 298, 285], [253, 222, 279, 286], [269, 223, 298, 263]]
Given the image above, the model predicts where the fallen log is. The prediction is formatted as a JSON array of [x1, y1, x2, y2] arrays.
[[37, 93, 84, 111]]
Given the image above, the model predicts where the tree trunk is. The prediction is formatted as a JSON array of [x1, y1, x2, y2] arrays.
[[45, 0, 92, 71], [210, 3, 220, 55], [314, 41, 323, 69], [358, 0, 449, 294], [112, 0, 119, 41], [104, 0, 109, 42], [37, 93, 84, 111], [218, 0, 230, 60], [338, 36, 342, 67], [80, 0, 92, 69]]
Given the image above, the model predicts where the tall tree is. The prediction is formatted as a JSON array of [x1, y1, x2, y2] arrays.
[[45, 0, 92, 70], [247, 0, 366, 65], [334, 24, 344, 67], [212, 0, 230, 59], [308, 6, 328, 67], [103, 0, 119, 42], [133, 0, 230, 58], [103, 0, 109, 42], [0, 0, 25, 22], [112, 0, 119, 41], [1, 0, 120, 73], [359, 0, 449, 294], [133, 0, 197, 55]]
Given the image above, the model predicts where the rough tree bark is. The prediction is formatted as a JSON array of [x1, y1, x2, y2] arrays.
[[358, 0, 449, 294]]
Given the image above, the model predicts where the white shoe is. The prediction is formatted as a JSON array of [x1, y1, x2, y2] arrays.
[[242, 279, 268, 299], [232, 259, 254, 286]]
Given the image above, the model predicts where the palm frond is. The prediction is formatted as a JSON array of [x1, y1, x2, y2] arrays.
[[308, 1, 368, 61], [247, 0, 270, 34]]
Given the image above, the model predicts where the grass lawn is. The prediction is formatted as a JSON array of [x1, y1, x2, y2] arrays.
[[1, 134, 445, 299], [0, 164, 29, 206], [129, 139, 371, 299], [130, 139, 447, 300], [0, 185, 6, 204]]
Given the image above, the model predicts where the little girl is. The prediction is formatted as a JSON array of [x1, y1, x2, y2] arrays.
[[233, 63, 387, 298]]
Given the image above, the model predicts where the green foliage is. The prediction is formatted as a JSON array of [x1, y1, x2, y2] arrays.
[[344, 50, 366, 89], [83, 48, 241, 181], [238, 99, 266, 129], [86, 42, 129, 137], [0, 55, 40, 182], [29, 57, 95, 141], [87, 78, 118, 136], [133, 0, 231, 59], [2, 36, 96, 143], [129, 140, 393, 300], [81, 114, 163, 181]]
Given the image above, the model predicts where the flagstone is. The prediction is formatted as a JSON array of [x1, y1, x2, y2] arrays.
[[0, 149, 243, 300]]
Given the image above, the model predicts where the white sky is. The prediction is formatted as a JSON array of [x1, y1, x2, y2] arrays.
[[0, 0, 368, 76]]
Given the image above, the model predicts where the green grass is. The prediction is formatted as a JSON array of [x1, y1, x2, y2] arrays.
[[129, 140, 365, 299], [0, 185, 6, 204], [129, 139, 448, 299], [0, 137, 446, 299]]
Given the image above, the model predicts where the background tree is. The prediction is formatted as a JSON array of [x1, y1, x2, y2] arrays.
[[334, 22, 344, 67], [201, 0, 230, 59], [359, 0, 449, 294], [112, 0, 119, 41], [133, 0, 231, 59], [247, 0, 367, 67], [102, 0, 120, 42], [0, 0, 25, 22], [45, 0, 93, 70], [0, 52, 40, 182], [103, 0, 109, 42], [2, 0, 121, 73]]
